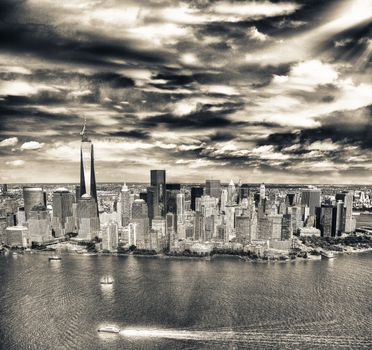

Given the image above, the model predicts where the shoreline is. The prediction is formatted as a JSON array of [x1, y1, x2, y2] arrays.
[[2, 247, 371, 263]]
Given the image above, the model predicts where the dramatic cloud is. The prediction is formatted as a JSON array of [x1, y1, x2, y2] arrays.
[[0, 137, 18, 147], [5, 160, 25, 167], [0, 0, 371, 183], [20, 141, 45, 150]]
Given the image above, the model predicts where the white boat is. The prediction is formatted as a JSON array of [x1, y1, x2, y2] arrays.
[[321, 251, 335, 259], [48, 255, 61, 261], [98, 326, 120, 333], [100, 276, 114, 284]]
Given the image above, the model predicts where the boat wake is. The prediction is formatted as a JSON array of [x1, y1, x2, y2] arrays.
[[119, 327, 372, 347]]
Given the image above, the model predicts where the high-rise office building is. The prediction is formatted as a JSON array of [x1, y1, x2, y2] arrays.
[[318, 205, 336, 237], [131, 199, 150, 248], [281, 214, 293, 240], [23, 187, 45, 220], [120, 183, 131, 227], [335, 200, 344, 235], [79, 120, 97, 202], [165, 187, 179, 214], [146, 186, 157, 223], [238, 184, 250, 204], [220, 189, 228, 213], [235, 215, 251, 245], [77, 195, 100, 240], [191, 187, 203, 211], [259, 183, 266, 200], [225, 204, 236, 240], [268, 214, 282, 240], [301, 187, 321, 216], [150, 170, 166, 217], [205, 180, 221, 199], [227, 179, 236, 204], [194, 212, 204, 241], [176, 193, 185, 224], [335, 191, 354, 233], [28, 206, 52, 243], [52, 188, 75, 237]]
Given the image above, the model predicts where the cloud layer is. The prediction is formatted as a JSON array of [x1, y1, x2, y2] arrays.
[[0, 0, 371, 183]]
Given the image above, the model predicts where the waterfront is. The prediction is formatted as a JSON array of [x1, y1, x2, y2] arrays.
[[0, 253, 371, 350]]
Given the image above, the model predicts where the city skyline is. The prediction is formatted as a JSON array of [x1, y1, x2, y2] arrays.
[[0, 0, 371, 184]]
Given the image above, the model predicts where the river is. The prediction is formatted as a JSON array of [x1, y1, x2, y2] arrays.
[[0, 252, 371, 349]]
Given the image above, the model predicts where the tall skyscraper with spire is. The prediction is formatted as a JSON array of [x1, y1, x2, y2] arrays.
[[77, 119, 99, 240], [79, 118, 97, 201]]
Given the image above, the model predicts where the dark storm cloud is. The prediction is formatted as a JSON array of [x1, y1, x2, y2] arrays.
[[92, 73, 135, 88], [316, 20, 372, 67], [0, 0, 171, 69], [108, 129, 151, 140], [208, 132, 236, 142], [140, 101, 245, 130], [0, 23, 169, 67], [257, 105, 372, 151], [0, 0, 371, 182], [141, 112, 239, 129]]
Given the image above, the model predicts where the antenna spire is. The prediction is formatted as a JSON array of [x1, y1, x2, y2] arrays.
[[80, 117, 87, 140]]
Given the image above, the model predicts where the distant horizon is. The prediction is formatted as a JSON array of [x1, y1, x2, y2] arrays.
[[2, 181, 371, 187]]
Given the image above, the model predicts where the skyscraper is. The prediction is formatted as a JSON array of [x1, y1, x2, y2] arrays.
[[52, 188, 75, 237], [77, 119, 99, 239], [335, 191, 354, 233], [205, 180, 221, 199], [176, 193, 185, 224], [120, 183, 131, 227], [259, 183, 266, 201], [131, 199, 150, 248], [23, 187, 46, 220], [301, 187, 321, 216], [318, 205, 337, 237], [79, 119, 97, 201], [146, 186, 157, 223], [191, 187, 203, 211], [150, 170, 166, 217], [227, 179, 236, 204]]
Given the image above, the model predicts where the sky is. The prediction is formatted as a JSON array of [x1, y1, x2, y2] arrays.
[[0, 0, 371, 184]]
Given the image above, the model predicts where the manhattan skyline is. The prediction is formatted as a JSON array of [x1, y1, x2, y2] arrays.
[[0, 0, 371, 184]]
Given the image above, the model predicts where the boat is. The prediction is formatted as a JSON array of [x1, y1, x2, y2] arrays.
[[48, 255, 61, 261], [98, 326, 120, 333], [100, 276, 114, 285], [321, 251, 335, 259]]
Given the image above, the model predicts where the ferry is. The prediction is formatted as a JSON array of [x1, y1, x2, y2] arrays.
[[98, 326, 120, 333], [100, 276, 114, 285], [321, 251, 335, 259]]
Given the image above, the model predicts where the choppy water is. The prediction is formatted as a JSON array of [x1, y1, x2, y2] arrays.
[[0, 253, 371, 350]]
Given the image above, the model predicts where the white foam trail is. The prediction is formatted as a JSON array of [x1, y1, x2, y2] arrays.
[[119, 327, 372, 346]]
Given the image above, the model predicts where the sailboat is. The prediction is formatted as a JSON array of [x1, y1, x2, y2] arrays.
[[100, 276, 114, 285]]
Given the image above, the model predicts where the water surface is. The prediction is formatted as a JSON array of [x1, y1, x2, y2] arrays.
[[0, 253, 371, 349]]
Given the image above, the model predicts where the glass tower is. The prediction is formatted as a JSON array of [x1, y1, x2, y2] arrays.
[[79, 120, 97, 201]]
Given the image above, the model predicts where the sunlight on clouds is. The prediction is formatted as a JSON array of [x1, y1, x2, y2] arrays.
[[0, 137, 18, 147], [272, 60, 338, 91], [0, 66, 31, 74], [20, 141, 45, 150], [247, 27, 268, 42], [202, 85, 239, 96], [6, 160, 25, 166], [181, 53, 199, 66], [212, 1, 300, 20], [127, 23, 189, 46]]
